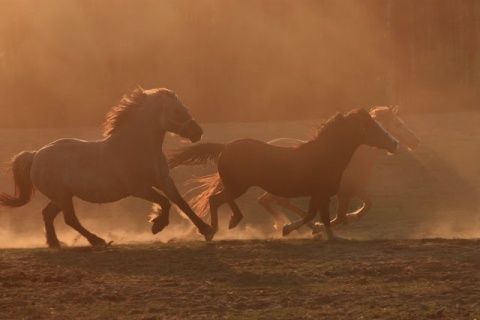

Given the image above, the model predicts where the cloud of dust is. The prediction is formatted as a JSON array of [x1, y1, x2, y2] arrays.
[[0, 203, 314, 249], [3, 1, 476, 128]]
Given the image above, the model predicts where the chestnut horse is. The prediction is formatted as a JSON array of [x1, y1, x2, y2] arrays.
[[168, 109, 399, 241], [0, 88, 214, 247], [258, 106, 420, 230]]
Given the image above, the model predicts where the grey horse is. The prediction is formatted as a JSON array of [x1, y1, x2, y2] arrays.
[[0, 88, 215, 247]]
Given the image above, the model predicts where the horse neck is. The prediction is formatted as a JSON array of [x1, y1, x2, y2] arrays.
[[308, 131, 362, 170], [107, 108, 166, 153]]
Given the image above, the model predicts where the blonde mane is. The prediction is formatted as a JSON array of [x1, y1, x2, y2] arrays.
[[102, 88, 147, 137]]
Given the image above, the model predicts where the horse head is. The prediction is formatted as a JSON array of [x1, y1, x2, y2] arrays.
[[348, 109, 399, 154], [370, 105, 420, 150], [149, 88, 203, 143]]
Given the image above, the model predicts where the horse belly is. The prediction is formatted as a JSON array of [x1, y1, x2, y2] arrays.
[[31, 142, 129, 204], [235, 163, 313, 198]]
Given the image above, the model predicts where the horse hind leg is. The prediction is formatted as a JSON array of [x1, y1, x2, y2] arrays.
[[227, 199, 243, 230], [42, 201, 62, 248], [346, 189, 372, 222], [60, 198, 107, 246], [209, 186, 246, 231], [330, 195, 351, 227], [257, 192, 287, 230]]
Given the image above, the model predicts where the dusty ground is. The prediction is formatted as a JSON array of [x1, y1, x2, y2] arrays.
[[1, 238, 480, 320], [1, 111, 480, 319]]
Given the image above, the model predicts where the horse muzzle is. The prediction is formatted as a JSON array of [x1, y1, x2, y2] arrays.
[[387, 140, 400, 154], [180, 119, 203, 143], [406, 136, 421, 150]]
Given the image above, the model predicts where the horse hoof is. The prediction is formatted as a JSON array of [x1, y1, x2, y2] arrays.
[[151, 216, 169, 235], [90, 237, 107, 247], [312, 223, 323, 235], [228, 216, 242, 229], [47, 238, 62, 248], [201, 226, 217, 242], [204, 232, 215, 242], [152, 221, 169, 235], [282, 224, 292, 237]]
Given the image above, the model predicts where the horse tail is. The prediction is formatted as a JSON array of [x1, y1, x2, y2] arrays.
[[0, 151, 36, 208], [186, 173, 223, 218], [168, 142, 225, 169]]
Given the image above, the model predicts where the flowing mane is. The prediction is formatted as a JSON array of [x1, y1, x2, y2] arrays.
[[370, 106, 390, 114], [102, 88, 147, 137], [370, 106, 394, 121], [309, 112, 345, 141]]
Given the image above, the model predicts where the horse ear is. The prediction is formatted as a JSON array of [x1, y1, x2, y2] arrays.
[[392, 105, 399, 114]]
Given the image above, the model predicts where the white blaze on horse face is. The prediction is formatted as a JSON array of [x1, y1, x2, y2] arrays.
[[386, 115, 420, 150], [374, 120, 399, 153]]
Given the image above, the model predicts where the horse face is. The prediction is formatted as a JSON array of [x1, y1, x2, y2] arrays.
[[374, 106, 420, 150], [360, 110, 399, 154], [160, 91, 203, 143]]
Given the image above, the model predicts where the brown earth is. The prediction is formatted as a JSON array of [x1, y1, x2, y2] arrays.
[[1, 238, 480, 320], [0, 111, 480, 319]]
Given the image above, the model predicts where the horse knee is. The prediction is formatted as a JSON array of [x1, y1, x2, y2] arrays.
[[42, 203, 60, 223]]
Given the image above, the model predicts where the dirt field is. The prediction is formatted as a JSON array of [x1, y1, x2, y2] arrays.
[[1, 239, 480, 320], [1, 111, 480, 319]]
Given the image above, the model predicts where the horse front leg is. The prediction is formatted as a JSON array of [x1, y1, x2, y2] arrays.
[[149, 192, 171, 234], [282, 197, 319, 236], [257, 192, 287, 230], [133, 187, 172, 234], [318, 197, 339, 241], [160, 176, 215, 241]]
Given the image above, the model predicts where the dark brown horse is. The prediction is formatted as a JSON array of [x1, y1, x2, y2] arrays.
[[0, 88, 215, 247], [168, 109, 399, 241], [257, 106, 421, 230]]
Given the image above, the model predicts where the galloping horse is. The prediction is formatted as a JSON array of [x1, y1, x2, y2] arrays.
[[0, 88, 214, 247], [257, 106, 420, 230], [168, 109, 399, 241]]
